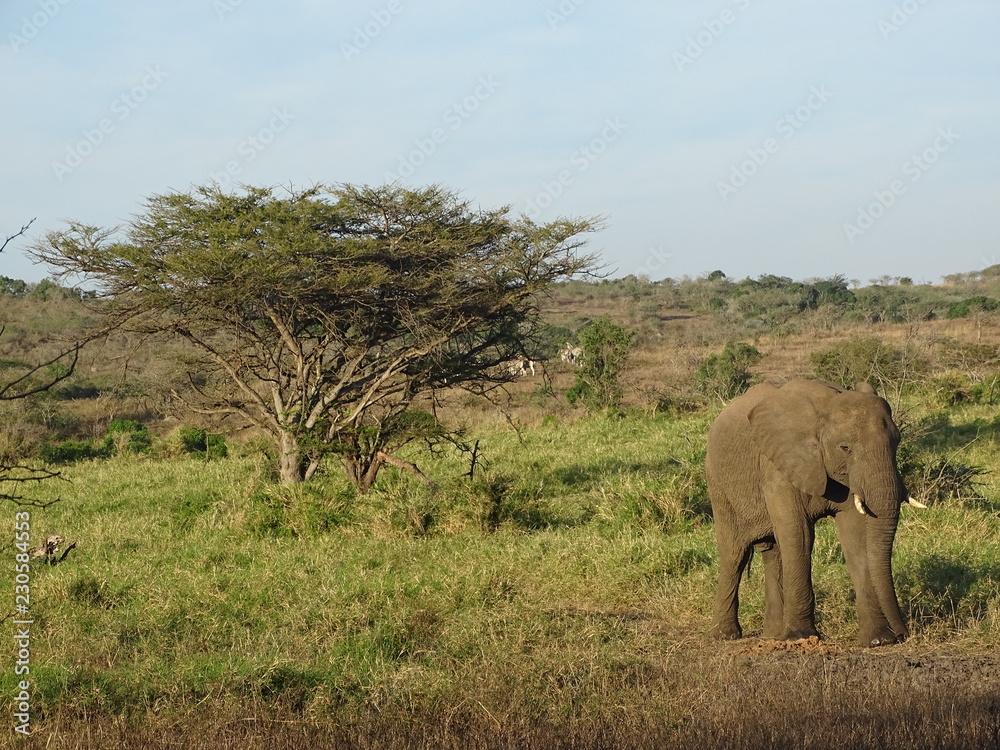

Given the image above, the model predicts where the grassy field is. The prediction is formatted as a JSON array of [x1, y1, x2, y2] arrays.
[[5, 404, 1000, 748]]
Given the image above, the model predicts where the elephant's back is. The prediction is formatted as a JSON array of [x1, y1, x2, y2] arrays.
[[706, 383, 777, 500]]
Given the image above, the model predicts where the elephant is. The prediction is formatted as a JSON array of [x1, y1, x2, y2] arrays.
[[706, 378, 922, 647]]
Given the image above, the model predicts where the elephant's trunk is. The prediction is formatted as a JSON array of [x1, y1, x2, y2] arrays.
[[858, 479, 909, 641]]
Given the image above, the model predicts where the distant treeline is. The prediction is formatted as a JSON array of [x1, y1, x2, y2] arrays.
[[552, 267, 1000, 327], [0, 276, 97, 301], [6, 268, 1000, 325]]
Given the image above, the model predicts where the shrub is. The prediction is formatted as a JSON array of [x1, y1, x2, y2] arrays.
[[177, 427, 228, 459], [938, 340, 1000, 374], [0, 276, 28, 297], [103, 419, 152, 455], [810, 335, 922, 394], [971, 373, 1000, 405], [40, 439, 103, 464], [565, 379, 594, 409], [567, 317, 635, 411], [927, 371, 973, 407], [247, 484, 353, 538], [901, 452, 988, 505], [897, 414, 988, 505], [946, 296, 999, 319], [848, 285, 922, 323], [696, 341, 762, 402]]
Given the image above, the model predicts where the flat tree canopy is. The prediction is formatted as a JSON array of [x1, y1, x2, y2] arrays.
[[32, 184, 600, 486]]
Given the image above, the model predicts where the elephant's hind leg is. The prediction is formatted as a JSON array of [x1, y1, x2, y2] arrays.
[[711, 542, 753, 640]]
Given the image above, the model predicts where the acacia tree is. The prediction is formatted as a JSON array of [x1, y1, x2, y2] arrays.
[[1, 221, 80, 506], [32, 184, 599, 487]]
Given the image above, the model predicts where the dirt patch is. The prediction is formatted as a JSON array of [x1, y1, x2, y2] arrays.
[[736, 635, 846, 656]]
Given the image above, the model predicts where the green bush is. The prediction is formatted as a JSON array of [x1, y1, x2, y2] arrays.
[[927, 371, 973, 407], [810, 335, 922, 393], [946, 296, 999, 319], [971, 373, 1000, 405], [567, 317, 635, 411], [178, 427, 229, 459], [565, 379, 593, 408], [247, 485, 353, 538], [696, 341, 762, 402], [103, 419, 152, 455], [40, 439, 104, 464]]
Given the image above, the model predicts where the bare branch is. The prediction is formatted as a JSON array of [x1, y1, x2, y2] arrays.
[[376, 450, 434, 487], [0, 343, 80, 401], [0, 464, 66, 508], [0, 219, 35, 255]]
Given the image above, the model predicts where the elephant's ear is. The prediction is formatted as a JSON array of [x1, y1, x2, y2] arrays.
[[747, 382, 829, 497]]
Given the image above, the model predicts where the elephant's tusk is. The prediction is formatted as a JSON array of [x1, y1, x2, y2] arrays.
[[854, 494, 869, 516], [905, 495, 928, 509]]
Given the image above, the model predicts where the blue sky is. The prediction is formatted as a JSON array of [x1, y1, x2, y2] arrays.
[[1, 0, 997, 285]]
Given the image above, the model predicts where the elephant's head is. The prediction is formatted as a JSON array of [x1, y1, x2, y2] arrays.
[[747, 379, 910, 641]]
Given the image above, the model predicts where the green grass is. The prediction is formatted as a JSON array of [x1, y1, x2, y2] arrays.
[[5, 409, 1000, 747]]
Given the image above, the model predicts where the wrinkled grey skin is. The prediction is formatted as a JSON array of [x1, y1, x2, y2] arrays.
[[707, 379, 910, 647]]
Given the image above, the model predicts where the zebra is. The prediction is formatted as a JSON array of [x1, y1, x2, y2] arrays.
[[504, 357, 537, 377], [560, 343, 583, 366]]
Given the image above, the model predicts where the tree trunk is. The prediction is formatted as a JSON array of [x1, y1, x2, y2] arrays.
[[278, 432, 305, 484], [342, 451, 432, 492], [344, 453, 381, 492]]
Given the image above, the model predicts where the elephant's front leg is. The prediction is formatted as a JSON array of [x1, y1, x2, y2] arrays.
[[834, 511, 903, 646], [765, 489, 820, 641], [756, 542, 784, 639]]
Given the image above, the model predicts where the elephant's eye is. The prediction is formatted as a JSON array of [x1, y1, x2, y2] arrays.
[[839, 444, 851, 453]]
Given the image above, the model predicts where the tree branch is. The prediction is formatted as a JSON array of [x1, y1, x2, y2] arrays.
[[0, 219, 35, 254], [376, 451, 434, 486], [0, 464, 66, 508]]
